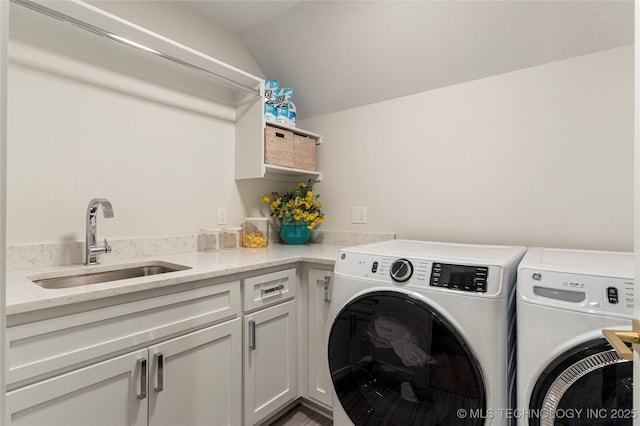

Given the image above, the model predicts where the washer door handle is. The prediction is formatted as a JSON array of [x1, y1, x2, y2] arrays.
[[602, 320, 640, 360]]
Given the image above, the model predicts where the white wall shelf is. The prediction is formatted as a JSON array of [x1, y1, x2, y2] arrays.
[[236, 120, 324, 183], [264, 165, 322, 183]]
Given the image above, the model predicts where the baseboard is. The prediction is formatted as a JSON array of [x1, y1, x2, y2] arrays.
[[298, 398, 333, 419], [260, 397, 333, 425]]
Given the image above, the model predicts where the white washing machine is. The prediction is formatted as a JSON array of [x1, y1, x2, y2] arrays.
[[328, 240, 526, 425], [516, 247, 634, 426]]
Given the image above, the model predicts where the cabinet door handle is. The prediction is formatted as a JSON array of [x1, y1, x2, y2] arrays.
[[248, 320, 256, 351], [261, 283, 284, 298], [322, 276, 332, 302], [154, 353, 164, 393], [137, 358, 147, 400]]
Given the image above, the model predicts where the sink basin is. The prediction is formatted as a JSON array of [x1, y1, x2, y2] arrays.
[[31, 262, 192, 289]]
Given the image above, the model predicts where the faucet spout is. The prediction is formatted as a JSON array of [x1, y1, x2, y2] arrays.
[[85, 198, 114, 265]]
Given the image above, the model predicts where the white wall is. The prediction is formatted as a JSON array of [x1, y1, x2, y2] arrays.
[[7, 1, 633, 252], [300, 46, 634, 251], [6, 5, 279, 246]]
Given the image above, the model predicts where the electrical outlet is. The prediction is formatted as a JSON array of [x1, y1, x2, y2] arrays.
[[352, 207, 367, 224], [217, 207, 227, 225]]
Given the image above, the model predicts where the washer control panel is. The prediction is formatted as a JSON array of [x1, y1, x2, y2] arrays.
[[335, 251, 503, 296], [384, 258, 490, 292], [430, 263, 488, 293]]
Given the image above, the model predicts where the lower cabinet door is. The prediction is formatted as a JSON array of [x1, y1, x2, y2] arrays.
[[5, 349, 148, 426], [308, 269, 333, 408], [148, 319, 242, 426], [6, 319, 242, 426], [244, 299, 297, 426]]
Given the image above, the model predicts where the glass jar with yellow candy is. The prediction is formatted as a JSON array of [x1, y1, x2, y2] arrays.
[[242, 218, 269, 248]]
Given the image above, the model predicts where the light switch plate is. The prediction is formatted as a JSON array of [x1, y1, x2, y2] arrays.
[[217, 207, 227, 225], [352, 207, 367, 224]]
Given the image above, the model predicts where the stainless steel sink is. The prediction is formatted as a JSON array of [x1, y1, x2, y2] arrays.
[[31, 262, 191, 289]]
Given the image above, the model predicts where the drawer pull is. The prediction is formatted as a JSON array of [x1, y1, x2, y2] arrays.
[[322, 276, 332, 302], [261, 284, 284, 297], [249, 320, 256, 351], [137, 358, 147, 400], [154, 353, 164, 393]]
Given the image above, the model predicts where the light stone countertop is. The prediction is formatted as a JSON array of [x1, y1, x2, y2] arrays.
[[7, 243, 342, 316]]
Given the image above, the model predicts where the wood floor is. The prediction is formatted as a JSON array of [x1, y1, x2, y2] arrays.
[[268, 405, 333, 426]]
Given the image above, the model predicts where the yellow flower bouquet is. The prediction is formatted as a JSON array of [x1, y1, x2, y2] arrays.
[[262, 181, 326, 244], [262, 181, 326, 229]]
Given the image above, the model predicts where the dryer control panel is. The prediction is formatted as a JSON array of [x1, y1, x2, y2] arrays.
[[519, 268, 634, 318]]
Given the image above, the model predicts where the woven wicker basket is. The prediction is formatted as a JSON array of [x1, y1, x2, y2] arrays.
[[293, 134, 316, 171], [264, 126, 294, 168]]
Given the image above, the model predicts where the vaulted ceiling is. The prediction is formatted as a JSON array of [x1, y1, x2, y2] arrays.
[[186, 1, 633, 120]]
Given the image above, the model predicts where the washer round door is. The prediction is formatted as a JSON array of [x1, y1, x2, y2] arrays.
[[530, 338, 632, 426], [328, 290, 486, 425]]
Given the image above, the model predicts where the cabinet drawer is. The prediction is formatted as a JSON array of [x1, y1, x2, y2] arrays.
[[7, 280, 241, 387], [243, 268, 296, 312]]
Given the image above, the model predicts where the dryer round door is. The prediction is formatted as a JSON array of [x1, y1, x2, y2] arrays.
[[530, 338, 632, 426], [328, 290, 486, 425]]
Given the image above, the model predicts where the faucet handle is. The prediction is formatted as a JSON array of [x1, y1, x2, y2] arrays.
[[104, 239, 112, 253]]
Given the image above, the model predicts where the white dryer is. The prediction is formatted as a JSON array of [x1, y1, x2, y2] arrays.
[[328, 240, 526, 425], [516, 247, 634, 426]]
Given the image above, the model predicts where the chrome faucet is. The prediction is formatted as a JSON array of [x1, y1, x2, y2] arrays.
[[85, 198, 114, 265]]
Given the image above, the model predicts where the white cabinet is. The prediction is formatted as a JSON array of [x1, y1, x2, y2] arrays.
[[307, 268, 334, 409], [5, 261, 340, 425], [5, 280, 242, 426], [148, 319, 242, 426], [6, 281, 240, 387], [6, 320, 242, 426], [243, 300, 297, 426], [237, 120, 324, 183], [242, 268, 298, 426], [6, 348, 148, 426]]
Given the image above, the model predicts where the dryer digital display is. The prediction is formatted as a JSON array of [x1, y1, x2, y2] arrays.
[[430, 263, 488, 292]]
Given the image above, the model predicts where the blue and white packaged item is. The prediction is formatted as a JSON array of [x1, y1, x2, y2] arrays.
[[275, 88, 293, 124], [264, 102, 277, 121], [276, 103, 288, 123], [286, 101, 296, 126], [264, 80, 279, 121], [273, 87, 290, 106], [264, 80, 278, 102], [276, 104, 288, 124]]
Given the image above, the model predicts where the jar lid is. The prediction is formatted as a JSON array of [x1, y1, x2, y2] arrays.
[[244, 217, 269, 221], [223, 227, 242, 231], [200, 227, 221, 232]]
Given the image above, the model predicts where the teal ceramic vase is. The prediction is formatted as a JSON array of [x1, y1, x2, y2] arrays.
[[280, 216, 312, 245]]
